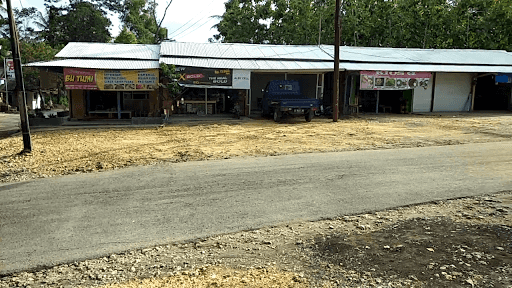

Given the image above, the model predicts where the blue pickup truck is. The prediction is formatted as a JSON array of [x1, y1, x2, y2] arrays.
[[262, 80, 320, 122]]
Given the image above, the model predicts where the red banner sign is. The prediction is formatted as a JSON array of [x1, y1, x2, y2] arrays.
[[64, 68, 98, 90]]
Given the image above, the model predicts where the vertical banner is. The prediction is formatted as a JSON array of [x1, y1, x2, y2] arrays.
[[5, 59, 15, 79]]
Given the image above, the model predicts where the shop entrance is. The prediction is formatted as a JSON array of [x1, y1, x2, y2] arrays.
[[175, 87, 248, 116], [377, 90, 413, 113], [351, 74, 413, 114], [474, 75, 511, 110], [87, 90, 150, 119]]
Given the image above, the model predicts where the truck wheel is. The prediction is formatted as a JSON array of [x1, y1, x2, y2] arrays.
[[305, 110, 314, 122], [273, 110, 281, 122]]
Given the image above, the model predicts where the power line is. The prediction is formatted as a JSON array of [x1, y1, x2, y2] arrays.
[[167, 0, 216, 37], [172, 17, 216, 40]]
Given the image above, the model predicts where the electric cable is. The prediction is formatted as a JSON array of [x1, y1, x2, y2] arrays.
[[171, 17, 217, 40], [167, 0, 217, 38]]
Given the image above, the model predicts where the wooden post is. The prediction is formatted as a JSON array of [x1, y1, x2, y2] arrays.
[[333, 0, 340, 122], [430, 72, 437, 112], [376, 90, 380, 114], [6, 0, 31, 152], [470, 78, 476, 112], [117, 92, 121, 119]]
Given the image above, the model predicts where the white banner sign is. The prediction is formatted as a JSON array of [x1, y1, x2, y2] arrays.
[[232, 70, 251, 89]]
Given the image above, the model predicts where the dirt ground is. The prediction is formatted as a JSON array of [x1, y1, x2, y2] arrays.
[[1, 113, 511, 287], [1, 113, 511, 183], [1, 192, 510, 288]]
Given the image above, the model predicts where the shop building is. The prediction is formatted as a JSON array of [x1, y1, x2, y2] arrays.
[[29, 42, 161, 120], [325, 46, 512, 114], [29, 42, 512, 121], [159, 42, 334, 116]]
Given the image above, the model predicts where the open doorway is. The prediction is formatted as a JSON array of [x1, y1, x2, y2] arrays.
[[378, 90, 413, 113], [474, 75, 511, 110]]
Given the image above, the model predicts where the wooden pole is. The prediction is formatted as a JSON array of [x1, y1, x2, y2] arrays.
[[6, 0, 31, 153], [470, 78, 476, 112], [333, 0, 340, 122]]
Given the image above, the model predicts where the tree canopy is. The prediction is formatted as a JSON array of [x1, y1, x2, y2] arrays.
[[212, 0, 512, 51], [41, 1, 112, 46], [115, 0, 171, 44]]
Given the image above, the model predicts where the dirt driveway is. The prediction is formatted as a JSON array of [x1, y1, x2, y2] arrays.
[[0, 112, 511, 288], [1, 113, 511, 183]]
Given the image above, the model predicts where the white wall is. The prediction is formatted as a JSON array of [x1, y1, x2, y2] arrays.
[[433, 73, 473, 112], [412, 77, 434, 112]]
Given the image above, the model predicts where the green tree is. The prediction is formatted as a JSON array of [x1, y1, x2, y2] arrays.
[[118, 0, 173, 44], [213, 0, 270, 43], [160, 62, 181, 98], [213, 0, 512, 51], [114, 26, 138, 44], [20, 41, 61, 88], [42, 1, 112, 46]]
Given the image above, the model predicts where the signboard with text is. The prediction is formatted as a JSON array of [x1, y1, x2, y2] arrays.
[[360, 71, 432, 90], [232, 70, 251, 89], [176, 67, 232, 86], [64, 68, 159, 90]]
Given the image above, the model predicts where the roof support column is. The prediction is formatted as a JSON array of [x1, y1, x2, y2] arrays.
[[430, 72, 437, 112]]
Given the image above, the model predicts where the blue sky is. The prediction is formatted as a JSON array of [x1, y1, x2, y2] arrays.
[[14, 0, 227, 43]]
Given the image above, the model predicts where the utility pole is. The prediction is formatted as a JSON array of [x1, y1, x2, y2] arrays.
[[333, 0, 340, 122], [6, 0, 32, 153]]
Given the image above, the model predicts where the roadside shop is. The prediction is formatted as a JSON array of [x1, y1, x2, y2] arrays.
[[169, 66, 251, 116], [64, 68, 160, 119]]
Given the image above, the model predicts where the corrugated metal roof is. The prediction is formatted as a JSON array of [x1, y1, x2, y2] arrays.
[[160, 56, 334, 71], [56, 42, 160, 60], [160, 42, 332, 60], [340, 63, 512, 73], [321, 45, 512, 66], [26, 59, 160, 70], [32, 42, 512, 73]]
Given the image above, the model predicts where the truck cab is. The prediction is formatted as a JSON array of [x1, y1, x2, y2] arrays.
[[262, 80, 320, 122]]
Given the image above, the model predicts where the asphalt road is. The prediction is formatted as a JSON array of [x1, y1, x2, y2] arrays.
[[0, 113, 20, 137], [1, 141, 511, 275]]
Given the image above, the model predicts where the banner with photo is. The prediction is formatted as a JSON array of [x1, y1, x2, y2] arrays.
[[64, 68, 159, 91], [360, 71, 432, 90]]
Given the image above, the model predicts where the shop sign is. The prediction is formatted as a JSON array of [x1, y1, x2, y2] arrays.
[[64, 68, 159, 90], [176, 67, 232, 86], [495, 73, 512, 84], [360, 71, 432, 90], [64, 68, 97, 90], [5, 59, 15, 79], [232, 70, 251, 89]]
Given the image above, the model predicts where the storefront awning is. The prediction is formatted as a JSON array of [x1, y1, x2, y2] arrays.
[[340, 63, 512, 73]]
